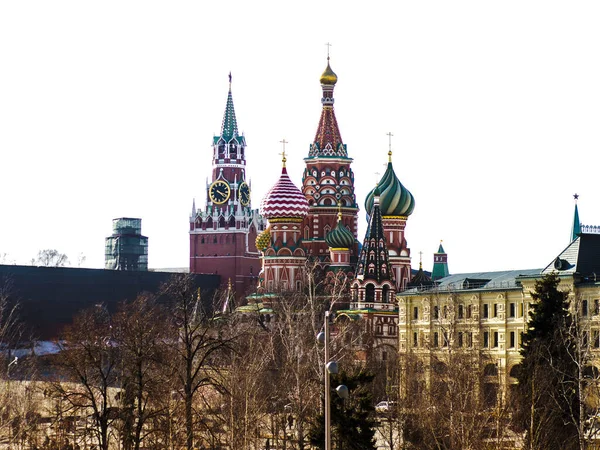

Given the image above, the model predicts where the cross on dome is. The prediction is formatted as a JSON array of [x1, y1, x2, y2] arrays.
[[279, 139, 288, 167]]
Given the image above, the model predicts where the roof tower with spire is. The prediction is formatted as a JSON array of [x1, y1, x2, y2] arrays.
[[214, 73, 244, 145], [355, 187, 395, 285], [431, 241, 450, 281], [308, 53, 346, 158], [572, 193, 581, 242]]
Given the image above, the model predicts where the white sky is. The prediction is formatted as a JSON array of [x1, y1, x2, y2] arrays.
[[1, 1, 599, 274]]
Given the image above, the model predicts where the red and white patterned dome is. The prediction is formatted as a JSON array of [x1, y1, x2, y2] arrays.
[[260, 167, 309, 219]]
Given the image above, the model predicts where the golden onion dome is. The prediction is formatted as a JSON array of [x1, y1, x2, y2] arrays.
[[255, 227, 271, 252], [320, 61, 338, 85]]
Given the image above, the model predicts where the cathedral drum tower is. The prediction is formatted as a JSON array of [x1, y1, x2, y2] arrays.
[[189, 75, 266, 299], [302, 57, 359, 263]]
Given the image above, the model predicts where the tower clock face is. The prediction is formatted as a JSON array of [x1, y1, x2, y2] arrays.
[[239, 181, 250, 206], [209, 180, 230, 204]]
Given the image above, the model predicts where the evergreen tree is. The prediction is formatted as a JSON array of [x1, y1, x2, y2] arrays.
[[310, 370, 377, 450], [515, 272, 579, 450]]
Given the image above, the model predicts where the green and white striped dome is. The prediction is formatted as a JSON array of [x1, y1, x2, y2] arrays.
[[365, 154, 415, 217]]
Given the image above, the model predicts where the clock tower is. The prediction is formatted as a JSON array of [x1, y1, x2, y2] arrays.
[[189, 75, 266, 300]]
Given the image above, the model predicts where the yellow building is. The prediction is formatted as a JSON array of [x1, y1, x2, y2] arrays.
[[397, 229, 600, 405]]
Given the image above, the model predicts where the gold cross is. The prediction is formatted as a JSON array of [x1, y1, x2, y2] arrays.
[[279, 139, 288, 167], [387, 132, 394, 161], [325, 42, 332, 59]]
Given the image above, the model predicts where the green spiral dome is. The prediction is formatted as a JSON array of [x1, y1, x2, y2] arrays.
[[325, 219, 355, 249], [365, 160, 415, 217]]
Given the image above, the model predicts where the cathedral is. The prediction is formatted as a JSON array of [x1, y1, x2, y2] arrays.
[[189, 57, 418, 349]]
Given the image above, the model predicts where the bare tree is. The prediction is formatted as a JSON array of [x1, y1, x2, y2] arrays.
[[35, 249, 69, 267], [161, 274, 236, 450], [52, 305, 119, 450], [112, 293, 172, 450]]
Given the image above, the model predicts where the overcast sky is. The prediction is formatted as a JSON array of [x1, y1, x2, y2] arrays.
[[1, 1, 599, 274]]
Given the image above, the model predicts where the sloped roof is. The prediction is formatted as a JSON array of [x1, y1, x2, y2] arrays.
[[402, 268, 541, 294], [542, 233, 600, 277]]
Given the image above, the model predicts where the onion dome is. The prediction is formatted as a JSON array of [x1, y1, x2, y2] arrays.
[[326, 214, 355, 249], [320, 59, 338, 85], [255, 227, 271, 251], [260, 156, 309, 219], [365, 151, 415, 217]]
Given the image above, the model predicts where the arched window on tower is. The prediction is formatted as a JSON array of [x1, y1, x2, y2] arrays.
[[382, 285, 390, 303], [366, 284, 375, 302]]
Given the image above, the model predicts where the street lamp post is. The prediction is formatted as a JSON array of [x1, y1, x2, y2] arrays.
[[317, 311, 348, 450], [324, 311, 331, 450]]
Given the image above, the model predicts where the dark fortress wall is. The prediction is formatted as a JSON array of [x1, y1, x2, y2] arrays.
[[0, 265, 220, 340]]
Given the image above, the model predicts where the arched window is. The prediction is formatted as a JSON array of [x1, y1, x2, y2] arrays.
[[382, 285, 390, 303], [366, 284, 375, 302]]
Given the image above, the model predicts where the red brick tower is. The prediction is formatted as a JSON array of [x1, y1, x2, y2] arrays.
[[301, 57, 359, 263], [189, 75, 266, 300]]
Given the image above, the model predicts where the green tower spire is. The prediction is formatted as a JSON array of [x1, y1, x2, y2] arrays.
[[431, 240, 449, 281], [219, 73, 240, 142], [571, 193, 581, 241]]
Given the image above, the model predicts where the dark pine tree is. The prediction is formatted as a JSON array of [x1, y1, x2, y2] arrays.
[[515, 272, 579, 450], [310, 370, 377, 450]]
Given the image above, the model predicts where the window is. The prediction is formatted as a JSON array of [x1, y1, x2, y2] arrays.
[[583, 330, 589, 347], [493, 304, 498, 318], [483, 331, 489, 348], [595, 299, 600, 315], [467, 332, 473, 347], [458, 332, 464, 347], [520, 303, 524, 317], [375, 324, 383, 335], [458, 304, 464, 319], [594, 330, 600, 348], [583, 300, 589, 317], [443, 331, 449, 347], [493, 331, 499, 348], [510, 331, 515, 348], [466, 305, 472, 319], [388, 324, 397, 336], [509, 303, 515, 318], [443, 305, 449, 319], [433, 332, 439, 347], [520, 331, 524, 347], [366, 284, 375, 302], [433, 306, 439, 320], [413, 306, 419, 320], [483, 304, 489, 319], [413, 332, 418, 347], [382, 285, 390, 303]]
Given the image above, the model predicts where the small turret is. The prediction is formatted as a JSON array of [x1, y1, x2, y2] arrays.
[[431, 241, 450, 281]]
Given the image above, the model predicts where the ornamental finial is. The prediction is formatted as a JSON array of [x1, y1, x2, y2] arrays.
[[387, 132, 393, 162], [419, 251, 423, 270], [325, 42, 332, 60], [279, 139, 288, 168], [337, 201, 343, 222], [574, 193, 579, 202], [228, 72, 232, 89]]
